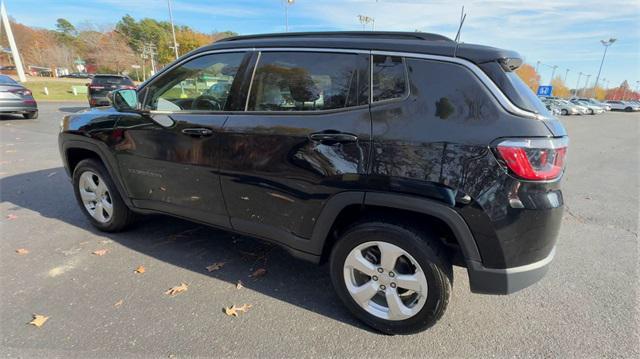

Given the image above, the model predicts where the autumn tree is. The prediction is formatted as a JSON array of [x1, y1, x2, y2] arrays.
[[515, 64, 540, 92], [550, 76, 570, 98]]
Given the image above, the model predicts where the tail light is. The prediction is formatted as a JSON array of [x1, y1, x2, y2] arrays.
[[494, 137, 568, 181], [9, 88, 32, 96]]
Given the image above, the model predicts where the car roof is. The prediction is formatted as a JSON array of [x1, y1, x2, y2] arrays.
[[93, 74, 128, 78], [199, 31, 522, 66]]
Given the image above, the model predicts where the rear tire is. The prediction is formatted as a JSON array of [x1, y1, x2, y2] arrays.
[[625, 107, 633, 112], [330, 220, 452, 335], [72, 159, 134, 232], [23, 111, 37, 119]]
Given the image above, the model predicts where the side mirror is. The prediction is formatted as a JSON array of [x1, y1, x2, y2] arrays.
[[109, 89, 140, 112]]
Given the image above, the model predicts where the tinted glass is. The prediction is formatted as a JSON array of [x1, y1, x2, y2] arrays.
[[247, 52, 367, 111], [145, 52, 245, 111], [0, 75, 18, 84], [92, 76, 133, 86], [372, 55, 407, 102]]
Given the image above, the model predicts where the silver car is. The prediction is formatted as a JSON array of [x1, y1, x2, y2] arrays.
[[571, 99, 605, 115]]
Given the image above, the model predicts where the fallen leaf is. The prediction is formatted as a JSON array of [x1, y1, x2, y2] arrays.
[[92, 249, 108, 256], [15, 248, 29, 255], [224, 304, 252, 317], [114, 299, 124, 307], [165, 283, 188, 296], [6, 214, 17, 220], [236, 280, 244, 290], [206, 262, 225, 272], [28, 314, 49, 328], [249, 268, 267, 278], [134, 265, 146, 274]]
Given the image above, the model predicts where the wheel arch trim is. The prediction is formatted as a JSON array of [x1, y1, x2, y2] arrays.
[[310, 191, 481, 263], [61, 139, 134, 208]]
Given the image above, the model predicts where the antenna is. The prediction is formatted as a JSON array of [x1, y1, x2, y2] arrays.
[[453, 6, 467, 58]]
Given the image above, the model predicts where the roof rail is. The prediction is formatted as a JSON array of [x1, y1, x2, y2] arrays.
[[218, 31, 454, 43]]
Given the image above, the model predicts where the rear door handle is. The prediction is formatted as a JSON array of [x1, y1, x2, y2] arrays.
[[309, 131, 358, 143], [182, 128, 214, 137]]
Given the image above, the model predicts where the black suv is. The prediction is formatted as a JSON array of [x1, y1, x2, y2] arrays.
[[59, 32, 568, 334], [87, 74, 135, 107]]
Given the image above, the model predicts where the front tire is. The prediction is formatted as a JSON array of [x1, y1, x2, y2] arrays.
[[625, 107, 633, 112], [72, 159, 134, 232], [330, 220, 452, 335], [561, 109, 568, 116]]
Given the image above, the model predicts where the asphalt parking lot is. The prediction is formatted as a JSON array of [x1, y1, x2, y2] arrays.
[[1, 101, 638, 358]]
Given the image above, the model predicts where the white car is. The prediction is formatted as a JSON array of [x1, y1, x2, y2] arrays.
[[571, 100, 605, 115], [577, 98, 611, 111], [605, 100, 640, 112]]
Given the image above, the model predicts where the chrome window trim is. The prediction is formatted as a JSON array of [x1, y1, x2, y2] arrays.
[[139, 46, 540, 119]]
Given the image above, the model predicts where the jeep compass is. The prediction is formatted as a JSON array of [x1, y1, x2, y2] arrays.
[[59, 32, 568, 334]]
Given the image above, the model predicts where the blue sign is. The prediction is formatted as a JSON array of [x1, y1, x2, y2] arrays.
[[537, 86, 553, 96]]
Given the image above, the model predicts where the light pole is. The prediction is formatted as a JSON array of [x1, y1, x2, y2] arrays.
[[168, 0, 179, 60], [582, 74, 591, 97], [564, 68, 570, 83], [593, 38, 616, 94], [549, 65, 558, 84], [574, 72, 583, 97], [358, 15, 374, 31], [284, 0, 294, 32]]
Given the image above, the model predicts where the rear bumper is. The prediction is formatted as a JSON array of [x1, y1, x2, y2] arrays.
[[0, 103, 37, 112], [467, 246, 555, 294]]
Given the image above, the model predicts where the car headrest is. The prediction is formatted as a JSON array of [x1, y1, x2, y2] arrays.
[[287, 68, 320, 102]]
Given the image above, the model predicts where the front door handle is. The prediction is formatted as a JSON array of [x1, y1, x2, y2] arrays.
[[309, 131, 358, 143], [182, 128, 214, 137]]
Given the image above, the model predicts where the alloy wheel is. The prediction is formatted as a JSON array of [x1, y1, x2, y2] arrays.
[[343, 241, 428, 321], [78, 171, 113, 223]]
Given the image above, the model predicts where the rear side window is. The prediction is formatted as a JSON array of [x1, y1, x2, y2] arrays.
[[92, 76, 133, 86], [372, 55, 407, 102], [479, 61, 550, 116], [247, 51, 368, 112]]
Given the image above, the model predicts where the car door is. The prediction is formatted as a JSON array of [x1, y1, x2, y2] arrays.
[[219, 50, 371, 240], [112, 51, 251, 227]]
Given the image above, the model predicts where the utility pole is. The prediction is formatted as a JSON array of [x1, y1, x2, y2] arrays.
[[0, 1, 26, 82], [284, 0, 294, 32], [593, 38, 616, 95], [168, 0, 179, 59]]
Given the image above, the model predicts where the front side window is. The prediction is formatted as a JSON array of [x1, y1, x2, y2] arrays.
[[145, 52, 246, 112], [247, 52, 368, 111], [372, 55, 407, 102]]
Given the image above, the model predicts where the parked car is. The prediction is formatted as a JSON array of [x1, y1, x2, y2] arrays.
[[87, 74, 135, 107], [0, 74, 38, 119], [542, 98, 578, 115], [62, 72, 93, 79], [59, 31, 568, 334], [558, 99, 589, 115], [577, 98, 611, 111], [605, 100, 640, 112], [570, 99, 604, 115]]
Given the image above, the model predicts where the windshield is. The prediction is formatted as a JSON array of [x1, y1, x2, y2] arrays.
[[92, 76, 133, 86]]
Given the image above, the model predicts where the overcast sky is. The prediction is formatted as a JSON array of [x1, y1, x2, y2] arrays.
[[6, 0, 640, 89]]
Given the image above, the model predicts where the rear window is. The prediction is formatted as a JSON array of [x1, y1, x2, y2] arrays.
[[479, 61, 551, 116], [92, 76, 133, 86]]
